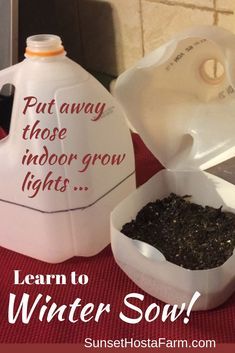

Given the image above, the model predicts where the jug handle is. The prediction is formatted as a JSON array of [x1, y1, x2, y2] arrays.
[[0, 64, 18, 88], [0, 64, 19, 135]]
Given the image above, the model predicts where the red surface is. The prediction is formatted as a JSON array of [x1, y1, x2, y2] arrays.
[[0, 133, 234, 344], [0, 127, 6, 139]]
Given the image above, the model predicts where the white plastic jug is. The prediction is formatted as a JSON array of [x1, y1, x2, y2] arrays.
[[111, 26, 235, 310], [0, 34, 135, 262], [114, 26, 235, 171]]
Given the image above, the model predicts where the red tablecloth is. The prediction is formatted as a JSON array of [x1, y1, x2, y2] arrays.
[[0, 133, 234, 343], [0, 127, 6, 139]]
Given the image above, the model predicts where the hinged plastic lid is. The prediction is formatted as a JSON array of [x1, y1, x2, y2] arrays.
[[114, 26, 235, 171]]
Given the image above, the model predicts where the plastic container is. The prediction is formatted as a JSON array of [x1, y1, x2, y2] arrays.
[[111, 26, 235, 310], [0, 34, 135, 262]]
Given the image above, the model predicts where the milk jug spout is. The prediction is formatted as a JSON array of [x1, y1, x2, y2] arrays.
[[25, 34, 65, 57]]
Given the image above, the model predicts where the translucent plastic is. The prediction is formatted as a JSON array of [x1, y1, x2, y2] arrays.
[[114, 26, 235, 171], [111, 170, 235, 310], [0, 35, 135, 262], [111, 26, 235, 310], [26, 34, 63, 53]]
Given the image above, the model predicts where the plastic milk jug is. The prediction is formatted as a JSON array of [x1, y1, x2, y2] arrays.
[[0, 35, 135, 263], [111, 26, 235, 310]]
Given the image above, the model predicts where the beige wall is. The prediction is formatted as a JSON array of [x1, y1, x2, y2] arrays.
[[78, 0, 235, 76]]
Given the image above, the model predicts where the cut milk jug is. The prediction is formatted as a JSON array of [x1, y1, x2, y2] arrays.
[[111, 26, 235, 310], [0, 35, 135, 262]]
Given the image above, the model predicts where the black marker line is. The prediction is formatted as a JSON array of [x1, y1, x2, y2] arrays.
[[0, 171, 135, 214]]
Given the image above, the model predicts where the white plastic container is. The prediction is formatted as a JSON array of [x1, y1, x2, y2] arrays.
[[0, 34, 135, 262], [111, 26, 235, 310]]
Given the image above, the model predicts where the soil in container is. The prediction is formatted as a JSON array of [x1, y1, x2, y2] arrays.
[[121, 193, 235, 270]]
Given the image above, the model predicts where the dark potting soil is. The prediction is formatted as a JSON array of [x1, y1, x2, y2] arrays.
[[121, 193, 235, 270]]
